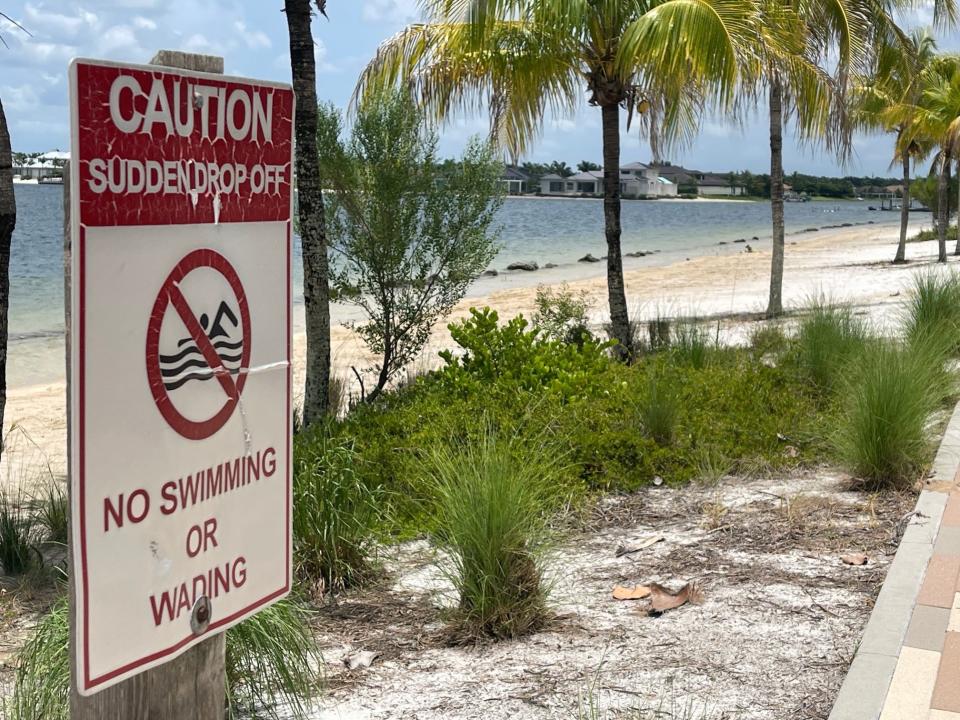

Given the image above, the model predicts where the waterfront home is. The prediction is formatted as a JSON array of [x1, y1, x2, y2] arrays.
[[13, 150, 70, 182], [539, 162, 678, 198], [501, 166, 530, 195], [652, 162, 745, 196]]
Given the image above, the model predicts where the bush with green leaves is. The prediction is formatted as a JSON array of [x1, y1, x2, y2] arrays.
[[9, 596, 321, 720], [293, 431, 381, 593], [903, 270, 960, 354], [833, 336, 952, 488], [427, 431, 555, 640], [437, 307, 611, 400], [317, 90, 503, 402], [794, 298, 869, 390], [638, 375, 679, 445], [671, 318, 714, 369], [533, 284, 592, 345]]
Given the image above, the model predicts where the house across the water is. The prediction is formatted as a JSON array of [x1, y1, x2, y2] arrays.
[[501, 166, 531, 195], [539, 162, 678, 198], [653, 162, 745, 196]]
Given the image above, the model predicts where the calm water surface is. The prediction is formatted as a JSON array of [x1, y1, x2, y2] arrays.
[[9, 185, 902, 386]]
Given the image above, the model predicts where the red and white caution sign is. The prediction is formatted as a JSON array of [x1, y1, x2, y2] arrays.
[[69, 59, 292, 694]]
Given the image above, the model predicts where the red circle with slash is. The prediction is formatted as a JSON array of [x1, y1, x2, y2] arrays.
[[145, 249, 252, 440]]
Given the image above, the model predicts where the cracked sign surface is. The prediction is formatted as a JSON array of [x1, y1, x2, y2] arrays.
[[68, 58, 293, 695]]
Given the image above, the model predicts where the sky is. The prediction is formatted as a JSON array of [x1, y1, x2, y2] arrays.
[[0, 0, 955, 177]]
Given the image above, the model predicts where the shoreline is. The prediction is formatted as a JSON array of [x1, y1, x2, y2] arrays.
[[2, 217, 942, 479]]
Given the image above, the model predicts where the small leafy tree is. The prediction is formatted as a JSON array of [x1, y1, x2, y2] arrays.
[[317, 91, 504, 401], [577, 160, 601, 172]]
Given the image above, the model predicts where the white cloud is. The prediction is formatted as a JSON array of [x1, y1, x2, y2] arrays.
[[361, 0, 419, 24], [97, 24, 143, 57], [234, 20, 271, 50], [133, 16, 157, 31], [1, 84, 41, 112]]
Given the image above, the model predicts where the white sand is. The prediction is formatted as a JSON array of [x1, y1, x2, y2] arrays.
[[1, 217, 945, 483]]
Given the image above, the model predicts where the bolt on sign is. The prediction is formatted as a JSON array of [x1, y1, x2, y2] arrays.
[[68, 58, 293, 695]]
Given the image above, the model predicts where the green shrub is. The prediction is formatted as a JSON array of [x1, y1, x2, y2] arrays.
[[533, 284, 592, 345], [437, 307, 611, 399], [903, 270, 960, 354], [10, 596, 321, 720], [0, 489, 38, 575], [749, 322, 789, 357], [833, 337, 950, 488], [428, 431, 554, 640], [293, 432, 380, 593], [795, 298, 868, 390], [638, 376, 679, 445]]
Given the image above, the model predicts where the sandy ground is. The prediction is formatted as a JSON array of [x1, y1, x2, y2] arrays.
[[303, 470, 915, 720], [2, 216, 943, 484]]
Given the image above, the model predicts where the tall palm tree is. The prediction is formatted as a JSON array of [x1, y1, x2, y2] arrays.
[[284, 0, 331, 423], [855, 29, 937, 264], [355, 0, 773, 354], [906, 55, 960, 263], [0, 11, 30, 453]]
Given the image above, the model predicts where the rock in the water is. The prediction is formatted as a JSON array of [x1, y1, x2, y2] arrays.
[[751, 236, 759, 241], [482, 269, 499, 277], [578, 254, 601, 263], [733, 238, 746, 244], [507, 261, 539, 271], [626, 251, 647, 257], [544, 262, 558, 269]]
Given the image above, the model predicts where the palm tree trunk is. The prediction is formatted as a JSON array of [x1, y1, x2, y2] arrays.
[[766, 80, 785, 318], [285, 0, 331, 424], [955, 157, 960, 255], [938, 152, 949, 263], [0, 97, 12, 455], [894, 152, 909, 264], [601, 102, 630, 356]]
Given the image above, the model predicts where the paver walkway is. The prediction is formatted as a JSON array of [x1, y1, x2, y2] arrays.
[[831, 402, 960, 720]]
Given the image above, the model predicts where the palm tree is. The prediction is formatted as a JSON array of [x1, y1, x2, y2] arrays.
[[855, 29, 937, 264], [284, 0, 331, 423], [759, 0, 893, 317], [0, 11, 30, 453], [906, 55, 960, 263], [355, 0, 770, 354]]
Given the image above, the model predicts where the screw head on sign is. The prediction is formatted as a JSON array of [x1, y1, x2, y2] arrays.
[[190, 596, 212, 636]]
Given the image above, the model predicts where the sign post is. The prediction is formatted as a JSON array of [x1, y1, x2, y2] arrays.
[[66, 51, 293, 716]]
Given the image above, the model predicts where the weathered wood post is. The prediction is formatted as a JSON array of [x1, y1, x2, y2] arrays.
[[68, 51, 228, 720]]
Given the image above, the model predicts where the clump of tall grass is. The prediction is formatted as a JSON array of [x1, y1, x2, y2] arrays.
[[749, 322, 788, 357], [0, 489, 38, 575], [834, 336, 951, 488], [903, 270, 960, 354], [10, 596, 321, 720], [428, 431, 554, 640], [795, 297, 869, 390], [638, 376, 679, 445], [225, 598, 323, 719], [671, 318, 713, 369], [293, 432, 380, 594], [35, 482, 68, 546]]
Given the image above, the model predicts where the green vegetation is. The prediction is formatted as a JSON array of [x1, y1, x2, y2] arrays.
[[833, 336, 952, 488], [911, 224, 959, 244], [795, 298, 869, 390], [35, 482, 68, 546], [293, 434, 380, 593], [638, 375, 680, 445], [0, 489, 37, 575], [428, 431, 555, 640], [9, 596, 321, 720], [903, 270, 960, 351]]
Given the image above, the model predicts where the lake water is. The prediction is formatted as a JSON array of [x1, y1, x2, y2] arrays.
[[8, 184, 902, 387]]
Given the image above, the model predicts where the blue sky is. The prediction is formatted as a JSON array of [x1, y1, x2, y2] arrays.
[[0, 0, 954, 176]]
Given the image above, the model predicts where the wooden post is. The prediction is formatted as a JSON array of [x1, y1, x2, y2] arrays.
[[68, 52, 228, 720]]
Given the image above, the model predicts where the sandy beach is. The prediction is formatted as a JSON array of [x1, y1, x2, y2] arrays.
[[1, 217, 942, 483]]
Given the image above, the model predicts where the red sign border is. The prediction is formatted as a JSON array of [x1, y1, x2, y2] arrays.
[[70, 58, 293, 695], [145, 249, 253, 440]]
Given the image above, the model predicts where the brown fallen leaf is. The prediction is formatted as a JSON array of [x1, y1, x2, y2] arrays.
[[784, 445, 800, 458], [615, 535, 664, 557], [612, 584, 651, 600], [647, 582, 704, 615], [841, 553, 869, 566]]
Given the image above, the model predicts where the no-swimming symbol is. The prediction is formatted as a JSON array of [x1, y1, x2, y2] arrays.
[[146, 249, 252, 440]]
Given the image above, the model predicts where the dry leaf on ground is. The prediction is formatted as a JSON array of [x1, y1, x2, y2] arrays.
[[840, 553, 868, 566], [784, 446, 799, 458], [647, 582, 705, 615], [612, 584, 652, 600], [615, 536, 664, 557]]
